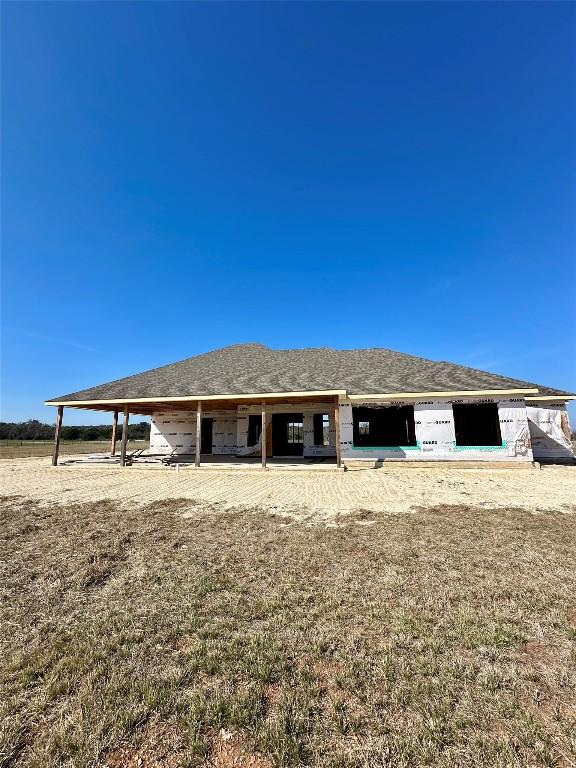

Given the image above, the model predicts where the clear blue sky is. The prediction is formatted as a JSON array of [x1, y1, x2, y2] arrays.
[[2, 1, 575, 425]]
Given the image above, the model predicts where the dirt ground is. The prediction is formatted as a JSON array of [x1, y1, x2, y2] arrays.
[[2, 493, 576, 768], [2, 457, 576, 767], [1, 456, 574, 522]]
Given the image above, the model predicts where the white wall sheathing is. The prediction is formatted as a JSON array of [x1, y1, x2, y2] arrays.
[[151, 397, 542, 462], [212, 415, 238, 455], [338, 397, 533, 462], [150, 410, 237, 455], [526, 402, 574, 460], [149, 412, 197, 454], [150, 403, 337, 457], [236, 412, 249, 452]]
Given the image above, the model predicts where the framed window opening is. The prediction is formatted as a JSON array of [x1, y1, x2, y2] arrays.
[[352, 406, 417, 447], [452, 403, 502, 447], [313, 413, 331, 446], [286, 420, 303, 444]]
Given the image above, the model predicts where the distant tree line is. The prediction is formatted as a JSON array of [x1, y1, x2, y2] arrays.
[[0, 420, 150, 441]]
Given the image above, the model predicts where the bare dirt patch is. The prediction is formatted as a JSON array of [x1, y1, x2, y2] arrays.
[[210, 730, 272, 768], [101, 720, 188, 768]]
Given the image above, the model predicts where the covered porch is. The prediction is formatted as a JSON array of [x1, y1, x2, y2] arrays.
[[48, 391, 344, 470], [59, 454, 339, 471]]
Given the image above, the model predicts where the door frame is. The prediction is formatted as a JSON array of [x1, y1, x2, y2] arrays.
[[201, 417, 213, 454]]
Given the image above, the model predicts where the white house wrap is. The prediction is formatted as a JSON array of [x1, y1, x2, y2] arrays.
[[338, 396, 534, 462], [526, 402, 573, 460]]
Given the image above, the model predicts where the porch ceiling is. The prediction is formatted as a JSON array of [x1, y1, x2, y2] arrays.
[[49, 393, 339, 416]]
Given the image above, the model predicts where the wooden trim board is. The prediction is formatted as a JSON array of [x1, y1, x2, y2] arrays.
[[45, 386, 544, 409], [347, 388, 538, 400], [45, 390, 347, 407], [525, 395, 575, 401]]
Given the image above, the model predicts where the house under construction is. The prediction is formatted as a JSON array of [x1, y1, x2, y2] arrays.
[[46, 343, 575, 468]]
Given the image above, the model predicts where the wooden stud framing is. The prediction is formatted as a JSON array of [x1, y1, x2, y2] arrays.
[[120, 407, 129, 467], [266, 417, 272, 459], [261, 401, 267, 469], [334, 396, 342, 469], [195, 401, 202, 467], [111, 410, 119, 456], [52, 405, 64, 466]]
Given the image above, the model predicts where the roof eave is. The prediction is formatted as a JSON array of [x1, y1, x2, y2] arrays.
[[347, 388, 539, 400], [44, 389, 348, 407], [525, 395, 575, 401], [45, 386, 545, 409]]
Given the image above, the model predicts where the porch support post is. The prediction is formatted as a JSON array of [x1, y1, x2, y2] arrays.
[[111, 410, 119, 456], [261, 400, 267, 469], [334, 396, 342, 469], [52, 405, 64, 466], [120, 407, 129, 467], [195, 401, 202, 467]]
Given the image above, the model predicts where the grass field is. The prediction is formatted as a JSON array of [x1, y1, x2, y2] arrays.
[[0, 440, 148, 459], [1, 495, 575, 768]]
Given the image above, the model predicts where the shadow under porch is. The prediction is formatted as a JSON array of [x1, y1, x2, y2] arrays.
[[49, 394, 342, 470]]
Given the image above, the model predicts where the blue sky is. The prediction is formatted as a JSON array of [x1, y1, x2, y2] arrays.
[[2, 1, 575, 425]]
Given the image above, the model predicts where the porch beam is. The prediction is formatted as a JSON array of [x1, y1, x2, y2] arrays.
[[45, 389, 348, 408], [195, 401, 202, 467], [51, 405, 64, 466], [120, 407, 129, 467], [110, 410, 119, 456], [261, 401, 267, 469], [334, 396, 342, 469]]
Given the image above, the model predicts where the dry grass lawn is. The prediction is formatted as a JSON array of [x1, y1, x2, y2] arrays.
[[1, 493, 575, 768], [0, 441, 147, 460]]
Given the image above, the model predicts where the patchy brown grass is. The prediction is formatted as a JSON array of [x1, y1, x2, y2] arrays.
[[0, 441, 148, 460], [0, 496, 575, 767]]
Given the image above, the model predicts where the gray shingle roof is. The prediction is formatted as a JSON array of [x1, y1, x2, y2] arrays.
[[48, 343, 573, 402]]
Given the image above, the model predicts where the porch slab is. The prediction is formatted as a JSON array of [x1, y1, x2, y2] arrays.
[[58, 452, 340, 471], [169, 456, 340, 471], [343, 459, 540, 470]]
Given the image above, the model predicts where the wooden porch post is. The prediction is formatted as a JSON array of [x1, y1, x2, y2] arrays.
[[261, 401, 267, 469], [120, 407, 129, 467], [52, 405, 64, 466], [110, 410, 119, 456], [195, 401, 202, 467], [334, 396, 342, 469]]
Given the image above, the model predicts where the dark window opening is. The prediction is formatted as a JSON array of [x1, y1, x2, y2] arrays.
[[313, 413, 330, 446], [352, 406, 417, 447], [452, 403, 502, 446], [247, 415, 262, 447]]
